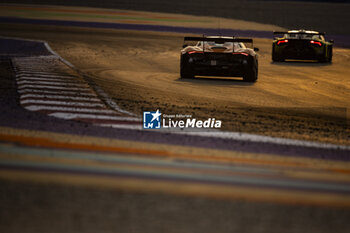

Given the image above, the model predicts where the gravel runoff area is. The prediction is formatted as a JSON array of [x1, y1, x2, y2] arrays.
[[7, 0, 350, 35], [1, 22, 348, 145]]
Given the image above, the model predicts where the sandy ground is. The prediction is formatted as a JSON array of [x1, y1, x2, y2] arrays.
[[1, 23, 349, 144]]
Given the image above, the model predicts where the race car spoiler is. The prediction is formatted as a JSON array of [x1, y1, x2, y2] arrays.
[[184, 37, 253, 43], [273, 31, 325, 35]]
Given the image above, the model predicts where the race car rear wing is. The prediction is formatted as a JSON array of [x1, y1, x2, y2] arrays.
[[183, 36, 259, 52], [273, 31, 325, 36], [183, 37, 256, 51], [184, 37, 253, 43], [273, 31, 333, 43]]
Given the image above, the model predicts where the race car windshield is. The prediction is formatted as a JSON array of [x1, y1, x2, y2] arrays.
[[205, 41, 233, 47], [196, 41, 246, 51]]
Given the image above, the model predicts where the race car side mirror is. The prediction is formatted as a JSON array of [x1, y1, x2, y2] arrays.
[[329, 40, 334, 44], [182, 44, 188, 48], [254, 47, 259, 52]]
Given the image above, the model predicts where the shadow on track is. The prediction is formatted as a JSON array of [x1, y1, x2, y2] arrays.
[[270, 61, 333, 67], [176, 76, 255, 86]]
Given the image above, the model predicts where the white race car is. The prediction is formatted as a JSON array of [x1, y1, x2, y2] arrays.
[[180, 36, 259, 82]]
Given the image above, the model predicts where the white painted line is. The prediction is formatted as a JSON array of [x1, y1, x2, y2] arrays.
[[17, 77, 79, 83], [16, 73, 76, 79], [49, 112, 141, 121], [18, 84, 92, 91], [16, 70, 58, 74], [18, 88, 97, 96], [20, 99, 105, 107], [98, 124, 143, 130], [12, 39, 136, 118], [20, 94, 101, 102], [15, 71, 61, 74], [93, 85, 137, 116], [43, 42, 76, 68], [25, 105, 116, 114], [14, 68, 62, 72], [17, 80, 88, 87], [43, 41, 137, 118]]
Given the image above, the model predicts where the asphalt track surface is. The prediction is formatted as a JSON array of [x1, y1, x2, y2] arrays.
[[1, 4, 350, 233], [8, 0, 350, 35]]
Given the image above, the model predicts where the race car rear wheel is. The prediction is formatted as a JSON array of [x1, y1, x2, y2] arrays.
[[272, 44, 284, 62], [319, 46, 333, 63], [328, 45, 333, 62], [243, 57, 258, 82], [180, 55, 194, 79], [272, 55, 283, 62]]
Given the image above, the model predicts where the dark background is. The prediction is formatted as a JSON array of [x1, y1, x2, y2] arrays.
[[3, 0, 350, 35]]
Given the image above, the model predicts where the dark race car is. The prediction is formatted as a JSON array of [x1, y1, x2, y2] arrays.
[[272, 30, 334, 62], [180, 36, 259, 82]]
